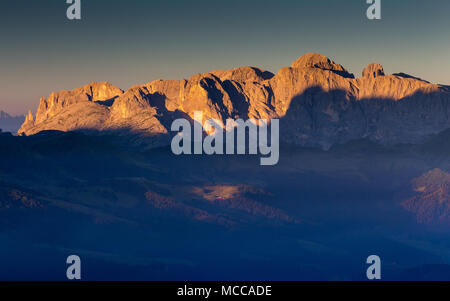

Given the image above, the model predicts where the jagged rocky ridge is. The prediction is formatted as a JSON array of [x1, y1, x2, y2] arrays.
[[18, 53, 450, 149]]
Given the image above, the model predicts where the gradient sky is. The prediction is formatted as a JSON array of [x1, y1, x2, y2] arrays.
[[1, 0, 449, 115]]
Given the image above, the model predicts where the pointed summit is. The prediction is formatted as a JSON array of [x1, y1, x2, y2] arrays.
[[291, 53, 354, 78], [292, 53, 333, 69], [362, 63, 385, 78], [17, 110, 35, 135], [25, 110, 34, 123], [86, 81, 124, 101]]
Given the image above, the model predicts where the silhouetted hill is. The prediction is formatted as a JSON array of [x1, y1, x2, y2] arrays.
[[2, 124, 450, 280]]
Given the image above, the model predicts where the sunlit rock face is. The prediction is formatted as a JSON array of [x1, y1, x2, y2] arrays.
[[291, 53, 355, 79], [362, 63, 385, 78], [18, 53, 450, 150]]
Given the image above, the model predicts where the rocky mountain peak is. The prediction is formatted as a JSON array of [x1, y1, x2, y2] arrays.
[[362, 63, 385, 78], [87, 81, 124, 101], [24, 110, 34, 123], [291, 53, 354, 78], [211, 66, 274, 82], [292, 53, 332, 69], [17, 53, 450, 150]]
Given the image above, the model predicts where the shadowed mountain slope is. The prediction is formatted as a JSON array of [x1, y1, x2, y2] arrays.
[[18, 53, 450, 149]]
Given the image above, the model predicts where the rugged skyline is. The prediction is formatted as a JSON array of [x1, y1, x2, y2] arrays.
[[17, 53, 450, 152], [1, 0, 450, 115], [3, 0, 450, 283]]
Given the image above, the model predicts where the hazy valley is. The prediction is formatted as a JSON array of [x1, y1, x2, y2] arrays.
[[1, 53, 450, 280]]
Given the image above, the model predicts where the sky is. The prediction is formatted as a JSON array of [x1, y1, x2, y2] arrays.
[[1, 0, 449, 115]]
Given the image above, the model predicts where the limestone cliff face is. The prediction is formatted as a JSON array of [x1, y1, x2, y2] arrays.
[[35, 81, 123, 124], [18, 53, 450, 149], [19, 82, 124, 135]]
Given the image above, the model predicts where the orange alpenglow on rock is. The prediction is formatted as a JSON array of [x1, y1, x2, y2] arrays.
[[17, 53, 450, 150], [362, 63, 385, 78], [291, 53, 354, 78], [25, 110, 34, 124]]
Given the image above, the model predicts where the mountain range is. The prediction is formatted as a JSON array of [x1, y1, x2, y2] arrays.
[[0, 111, 25, 134], [3, 53, 450, 280], [17, 53, 450, 150]]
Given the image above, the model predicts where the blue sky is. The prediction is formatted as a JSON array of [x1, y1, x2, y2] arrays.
[[1, 0, 449, 115]]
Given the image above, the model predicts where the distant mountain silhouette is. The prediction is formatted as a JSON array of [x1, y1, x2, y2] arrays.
[[0, 111, 24, 134], [17, 53, 450, 150]]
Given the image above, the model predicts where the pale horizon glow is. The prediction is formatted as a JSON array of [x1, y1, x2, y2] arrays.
[[1, 0, 449, 116]]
